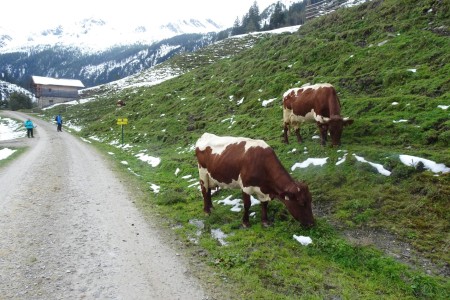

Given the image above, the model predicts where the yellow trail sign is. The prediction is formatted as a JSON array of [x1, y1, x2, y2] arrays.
[[117, 118, 128, 125]]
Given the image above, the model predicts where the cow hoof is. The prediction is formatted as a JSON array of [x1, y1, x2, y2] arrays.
[[262, 222, 272, 228], [241, 222, 251, 228]]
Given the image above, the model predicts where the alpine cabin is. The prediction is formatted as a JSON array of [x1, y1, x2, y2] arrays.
[[31, 76, 85, 108]]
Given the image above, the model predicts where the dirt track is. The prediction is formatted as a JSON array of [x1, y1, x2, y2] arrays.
[[0, 111, 209, 299]]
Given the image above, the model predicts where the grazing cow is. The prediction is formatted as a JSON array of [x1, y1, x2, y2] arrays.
[[195, 133, 314, 228], [283, 83, 353, 146]]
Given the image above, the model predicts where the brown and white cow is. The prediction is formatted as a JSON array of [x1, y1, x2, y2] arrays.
[[283, 83, 353, 146], [195, 133, 314, 228]]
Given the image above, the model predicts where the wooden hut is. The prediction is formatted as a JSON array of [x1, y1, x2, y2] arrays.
[[31, 76, 85, 108]]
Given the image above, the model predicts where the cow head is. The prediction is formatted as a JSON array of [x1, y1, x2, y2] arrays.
[[317, 116, 353, 146], [280, 182, 314, 227]]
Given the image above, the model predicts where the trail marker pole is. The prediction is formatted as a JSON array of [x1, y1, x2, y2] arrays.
[[117, 118, 128, 145]]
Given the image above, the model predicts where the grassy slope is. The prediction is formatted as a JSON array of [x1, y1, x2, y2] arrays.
[[43, 0, 449, 298]]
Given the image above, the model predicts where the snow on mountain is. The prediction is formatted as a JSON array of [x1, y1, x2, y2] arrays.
[[0, 18, 223, 53], [0, 80, 35, 101]]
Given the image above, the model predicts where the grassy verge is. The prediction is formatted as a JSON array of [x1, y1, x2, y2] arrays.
[[40, 0, 449, 298]]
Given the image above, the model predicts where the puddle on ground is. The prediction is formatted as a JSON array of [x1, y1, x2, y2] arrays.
[[211, 228, 229, 246], [188, 219, 231, 246]]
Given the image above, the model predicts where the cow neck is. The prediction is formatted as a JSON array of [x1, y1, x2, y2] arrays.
[[328, 90, 341, 116], [267, 162, 295, 196]]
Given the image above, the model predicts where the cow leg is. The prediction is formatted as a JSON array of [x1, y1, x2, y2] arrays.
[[294, 128, 303, 143], [321, 131, 327, 146], [260, 201, 271, 227], [283, 123, 289, 144], [317, 123, 328, 146], [242, 192, 251, 228], [200, 182, 213, 214]]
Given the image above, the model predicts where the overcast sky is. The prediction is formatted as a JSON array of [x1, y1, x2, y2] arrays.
[[2, 0, 277, 33]]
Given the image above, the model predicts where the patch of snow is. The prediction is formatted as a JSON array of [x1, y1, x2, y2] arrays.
[[0, 148, 17, 160], [149, 183, 161, 193], [262, 98, 276, 107], [293, 235, 312, 246], [291, 158, 328, 171], [353, 154, 391, 176], [399, 155, 450, 174], [0, 117, 26, 140], [135, 153, 161, 167]]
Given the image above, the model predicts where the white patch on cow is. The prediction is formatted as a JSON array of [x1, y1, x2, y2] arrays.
[[196, 133, 269, 155], [283, 87, 302, 98], [242, 185, 271, 202], [198, 167, 272, 202], [198, 167, 241, 190], [284, 107, 330, 127], [284, 108, 318, 129], [284, 83, 333, 98], [315, 114, 330, 123]]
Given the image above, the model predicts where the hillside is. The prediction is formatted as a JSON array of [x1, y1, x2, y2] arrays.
[[41, 0, 449, 298]]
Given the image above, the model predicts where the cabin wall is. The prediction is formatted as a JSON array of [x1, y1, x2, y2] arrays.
[[35, 84, 80, 98], [38, 96, 80, 108]]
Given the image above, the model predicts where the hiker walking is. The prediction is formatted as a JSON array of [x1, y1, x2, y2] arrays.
[[24, 118, 36, 138], [55, 114, 63, 132]]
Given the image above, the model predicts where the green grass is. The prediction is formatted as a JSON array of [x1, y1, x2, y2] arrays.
[[40, 0, 450, 298]]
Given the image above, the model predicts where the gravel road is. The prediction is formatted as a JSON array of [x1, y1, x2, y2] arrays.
[[0, 111, 209, 300]]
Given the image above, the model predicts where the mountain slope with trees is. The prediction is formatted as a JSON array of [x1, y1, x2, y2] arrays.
[[40, 0, 449, 298]]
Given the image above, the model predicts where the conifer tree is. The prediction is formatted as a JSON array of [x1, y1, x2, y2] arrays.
[[269, 2, 287, 29]]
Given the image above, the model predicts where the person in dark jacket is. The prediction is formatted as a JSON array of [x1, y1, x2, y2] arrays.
[[24, 118, 35, 138], [55, 114, 63, 132]]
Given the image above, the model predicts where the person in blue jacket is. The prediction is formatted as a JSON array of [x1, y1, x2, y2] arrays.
[[24, 118, 35, 138], [55, 114, 63, 132]]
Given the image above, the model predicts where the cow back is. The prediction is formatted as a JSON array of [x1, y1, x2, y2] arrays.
[[195, 133, 270, 187], [283, 83, 341, 118]]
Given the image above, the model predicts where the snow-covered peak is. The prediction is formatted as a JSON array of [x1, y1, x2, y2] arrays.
[[0, 17, 224, 53]]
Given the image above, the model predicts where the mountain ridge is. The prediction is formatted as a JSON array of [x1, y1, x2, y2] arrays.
[[0, 0, 368, 100], [0, 17, 223, 53]]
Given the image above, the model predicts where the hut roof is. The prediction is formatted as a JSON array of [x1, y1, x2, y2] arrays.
[[31, 76, 85, 88]]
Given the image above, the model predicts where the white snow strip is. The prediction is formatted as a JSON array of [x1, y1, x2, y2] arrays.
[[0, 148, 17, 160], [135, 153, 161, 167], [293, 235, 312, 246], [399, 155, 450, 174], [353, 154, 391, 176], [291, 158, 328, 171]]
